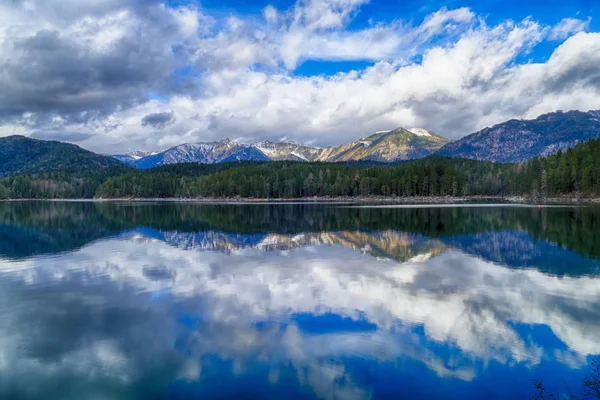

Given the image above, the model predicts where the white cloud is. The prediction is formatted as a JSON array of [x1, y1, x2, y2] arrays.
[[549, 17, 592, 40], [0, 0, 599, 153], [263, 5, 279, 24], [80, 18, 598, 152], [417, 6, 475, 40], [290, 0, 370, 31]]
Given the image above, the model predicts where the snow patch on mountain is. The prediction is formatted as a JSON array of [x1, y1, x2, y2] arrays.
[[252, 140, 321, 162], [290, 152, 308, 161], [408, 128, 431, 137], [128, 151, 159, 160], [111, 150, 160, 164]]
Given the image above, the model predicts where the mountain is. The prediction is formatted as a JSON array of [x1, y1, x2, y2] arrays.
[[0, 135, 123, 177], [437, 110, 600, 162], [153, 229, 447, 264], [124, 127, 451, 168], [112, 151, 159, 164], [314, 128, 451, 162], [131, 139, 262, 169], [252, 140, 323, 161], [220, 147, 271, 163]]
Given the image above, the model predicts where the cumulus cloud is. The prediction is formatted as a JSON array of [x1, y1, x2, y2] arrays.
[[549, 17, 592, 40], [0, 0, 598, 153]]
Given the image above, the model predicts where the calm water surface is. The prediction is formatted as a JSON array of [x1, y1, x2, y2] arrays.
[[0, 201, 599, 399]]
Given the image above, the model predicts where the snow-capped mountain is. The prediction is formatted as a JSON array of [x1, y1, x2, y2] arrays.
[[130, 139, 270, 168], [134, 229, 448, 264], [113, 127, 452, 168], [253, 128, 450, 163], [313, 128, 452, 162]]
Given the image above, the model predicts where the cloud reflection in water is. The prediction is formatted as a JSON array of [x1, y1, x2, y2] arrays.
[[0, 226, 599, 399]]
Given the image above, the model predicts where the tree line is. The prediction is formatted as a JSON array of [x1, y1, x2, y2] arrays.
[[2, 137, 600, 200], [95, 137, 600, 199], [0, 166, 131, 199], [93, 157, 512, 198]]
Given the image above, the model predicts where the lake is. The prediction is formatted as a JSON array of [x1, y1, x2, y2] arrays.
[[0, 201, 599, 400]]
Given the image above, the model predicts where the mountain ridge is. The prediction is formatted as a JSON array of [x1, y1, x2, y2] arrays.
[[4, 109, 600, 175], [314, 128, 451, 162], [119, 127, 452, 168], [437, 110, 600, 162]]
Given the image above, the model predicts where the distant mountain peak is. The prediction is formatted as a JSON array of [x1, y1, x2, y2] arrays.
[[313, 127, 451, 163], [128, 150, 158, 160], [437, 109, 600, 162]]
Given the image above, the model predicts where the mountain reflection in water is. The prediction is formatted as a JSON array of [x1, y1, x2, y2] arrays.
[[0, 201, 598, 400]]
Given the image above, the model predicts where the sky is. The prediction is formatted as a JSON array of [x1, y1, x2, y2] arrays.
[[0, 0, 599, 154]]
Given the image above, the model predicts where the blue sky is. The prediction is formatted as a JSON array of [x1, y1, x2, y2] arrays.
[[0, 0, 599, 152], [198, 0, 599, 72]]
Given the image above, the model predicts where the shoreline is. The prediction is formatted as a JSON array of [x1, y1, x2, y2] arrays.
[[2, 196, 600, 204]]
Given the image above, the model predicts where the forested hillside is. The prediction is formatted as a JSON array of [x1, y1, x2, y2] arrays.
[[0, 167, 132, 199], [1, 137, 599, 200], [525, 136, 600, 197], [93, 162, 255, 198], [0, 135, 123, 177]]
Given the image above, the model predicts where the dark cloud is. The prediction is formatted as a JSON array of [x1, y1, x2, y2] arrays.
[[141, 111, 176, 129], [30, 130, 95, 142], [543, 59, 600, 94], [9, 0, 163, 25], [0, 1, 196, 126]]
